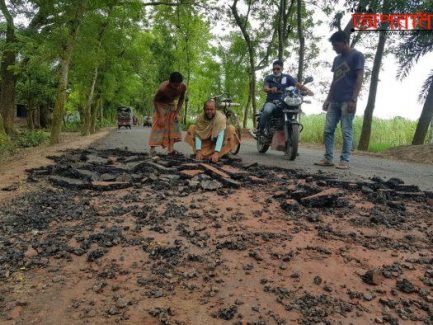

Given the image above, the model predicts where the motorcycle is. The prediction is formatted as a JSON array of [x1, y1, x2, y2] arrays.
[[253, 76, 313, 160]]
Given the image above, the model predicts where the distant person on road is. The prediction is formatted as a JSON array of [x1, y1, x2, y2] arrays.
[[185, 99, 239, 163], [315, 31, 364, 169], [149, 72, 187, 156], [256, 59, 313, 134]]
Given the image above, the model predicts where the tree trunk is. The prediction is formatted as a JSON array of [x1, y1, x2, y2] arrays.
[[277, 0, 286, 61], [0, 0, 17, 136], [27, 101, 35, 130], [40, 104, 50, 128], [243, 92, 251, 129], [90, 100, 98, 134], [34, 106, 41, 129], [231, 0, 257, 127], [183, 68, 191, 126], [249, 66, 257, 127], [412, 80, 433, 145], [81, 6, 112, 135], [50, 9, 83, 144], [358, 29, 387, 150], [0, 114, 6, 139], [430, 118, 433, 144], [51, 47, 74, 144], [296, 0, 305, 82], [99, 96, 104, 123], [81, 66, 99, 135]]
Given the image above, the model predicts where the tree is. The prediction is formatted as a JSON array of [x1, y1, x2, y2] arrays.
[[230, 0, 258, 127], [358, 0, 391, 151], [77, 4, 115, 135], [50, 2, 88, 144], [219, 33, 250, 127], [396, 2, 433, 145], [0, 115, 6, 138], [0, 0, 17, 136], [296, 0, 305, 82]]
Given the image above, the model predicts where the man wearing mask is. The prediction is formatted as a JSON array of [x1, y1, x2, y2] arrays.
[[257, 60, 313, 134]]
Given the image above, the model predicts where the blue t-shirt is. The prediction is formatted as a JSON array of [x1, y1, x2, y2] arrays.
[[264, 73, 297, 102], [331, 49, 365, 102]]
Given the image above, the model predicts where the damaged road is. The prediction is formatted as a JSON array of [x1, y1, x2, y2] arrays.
[[0, 148, 432, 324]]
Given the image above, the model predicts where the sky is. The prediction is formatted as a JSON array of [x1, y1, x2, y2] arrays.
[[211, 1, 433, 121]]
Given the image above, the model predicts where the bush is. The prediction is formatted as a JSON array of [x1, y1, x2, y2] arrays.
[[98, 118, 115, 128], [64, 120, 81, 132], [0, 138, 15, 160], [16, 130, 49, 148]]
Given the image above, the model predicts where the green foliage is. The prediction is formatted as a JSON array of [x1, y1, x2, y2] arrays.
[[2, 0, 428, 146], [0, 137, 15, 161], [63, 120, 81, 132], [300, 114, 419, 152], [16, 130, 50, 148]]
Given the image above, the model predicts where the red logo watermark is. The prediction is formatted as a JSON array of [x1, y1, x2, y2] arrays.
[[352, 12, 433, 31]]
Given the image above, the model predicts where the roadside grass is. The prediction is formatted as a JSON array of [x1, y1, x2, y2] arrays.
[[0, 138, 15, 161], [0, 130, 50, 161], [63, 118, 115, 132], [16, 130, 50, 148], [300, 114, 421, 152]]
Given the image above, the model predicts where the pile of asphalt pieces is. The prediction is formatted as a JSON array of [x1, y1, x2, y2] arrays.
[[0, 148, 432, 324]]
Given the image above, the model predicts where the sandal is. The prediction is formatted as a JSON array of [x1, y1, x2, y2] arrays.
[[167, 150, 182, 156], [314, 159, 334, 167], [335, 161, 350, 169]]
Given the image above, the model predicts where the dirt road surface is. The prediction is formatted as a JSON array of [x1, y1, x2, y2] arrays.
[[94, 127, 433, 191], [0, 127, 432, 325]]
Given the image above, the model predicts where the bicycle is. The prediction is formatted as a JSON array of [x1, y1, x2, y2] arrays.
[[212, 94, 242, 155]]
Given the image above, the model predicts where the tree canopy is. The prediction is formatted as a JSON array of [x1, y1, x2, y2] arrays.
[[0, 0, 432, 145]]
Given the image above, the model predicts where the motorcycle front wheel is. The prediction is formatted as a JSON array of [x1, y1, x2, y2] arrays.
[[285, 123, 299, 160], [257, 135, 269, 153]]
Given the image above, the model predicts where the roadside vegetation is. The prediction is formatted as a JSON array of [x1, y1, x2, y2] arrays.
[[301, 115, 424, 152], [0, 129, 49, 161], [0, 1, 432, 156]]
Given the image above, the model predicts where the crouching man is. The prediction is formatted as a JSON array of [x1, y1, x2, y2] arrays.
[[185, 99, 239, 163]]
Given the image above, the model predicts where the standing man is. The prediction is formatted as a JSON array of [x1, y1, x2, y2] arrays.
[[315, 31, 364, 169], [257, 59, 313, 134], [149, 72, 187, 156]]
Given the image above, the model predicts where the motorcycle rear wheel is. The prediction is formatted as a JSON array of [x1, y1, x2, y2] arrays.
[[286, 124, 299, 160]]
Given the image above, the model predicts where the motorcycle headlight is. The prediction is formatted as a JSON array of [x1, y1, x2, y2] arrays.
[[284, 96, 302, 106]]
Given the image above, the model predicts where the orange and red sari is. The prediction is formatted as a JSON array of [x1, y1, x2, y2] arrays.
[[148, 103, 182, 148]]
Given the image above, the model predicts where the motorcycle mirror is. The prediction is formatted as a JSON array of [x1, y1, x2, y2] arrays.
[[303, 76, 313, 84]]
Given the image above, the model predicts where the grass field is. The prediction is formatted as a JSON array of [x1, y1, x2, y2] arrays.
[[242, 113, 425, 152], [299, 114, 423, 152]]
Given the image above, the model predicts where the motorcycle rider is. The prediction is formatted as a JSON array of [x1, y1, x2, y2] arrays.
[[257, 60, 314, 134]]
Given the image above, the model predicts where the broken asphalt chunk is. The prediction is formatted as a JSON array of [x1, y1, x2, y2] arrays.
[[49, 176, 89, 189], [300, 188, 344, 208], [362, 269, 384, 285], [200, 179, 223, 191], [90, 181, 132, 191]]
